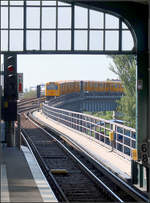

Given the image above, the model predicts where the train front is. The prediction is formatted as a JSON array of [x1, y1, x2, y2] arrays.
[[45, 82, 60, 100]]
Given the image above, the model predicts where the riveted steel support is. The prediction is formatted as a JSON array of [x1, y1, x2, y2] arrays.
[[139, 164, 144, 188], [137, 52, 149, 162], [5, 121, 15, 147], [147, 2, 150, 196], [0, 55, 1, 142], [131, 160, 138, 184], [16, 113, 21, 150], [146, 167, 150, 193]]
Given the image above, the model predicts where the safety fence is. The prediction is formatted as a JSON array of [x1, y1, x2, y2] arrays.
[[42, 103, 136, 160]]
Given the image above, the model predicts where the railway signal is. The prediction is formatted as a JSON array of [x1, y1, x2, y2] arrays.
[[4, 54, 18, 100], [17, 73, 23, 93], [3, 54, 17, 121]]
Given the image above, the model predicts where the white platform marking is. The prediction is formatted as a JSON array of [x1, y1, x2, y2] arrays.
[[1, 164, 10, 202], [21, 146, 58, 202]]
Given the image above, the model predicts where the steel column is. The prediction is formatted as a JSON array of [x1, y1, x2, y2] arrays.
[[137, 52, 149, 162], [5, 121, 15, 147], [16, 113, 21, 150]]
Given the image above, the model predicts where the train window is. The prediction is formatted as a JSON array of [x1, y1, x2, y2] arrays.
[[100, 83, 103, 88], [115, 84, 118, 88], [47, 83, 58, 90], [95, 83, 98, 88]]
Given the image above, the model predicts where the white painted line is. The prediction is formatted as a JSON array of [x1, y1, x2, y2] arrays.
[[1, 164, 10, 202], [21, 146, 58, 202]]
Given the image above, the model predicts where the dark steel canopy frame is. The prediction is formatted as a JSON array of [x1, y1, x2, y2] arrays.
[[0, 0, 136, 54]]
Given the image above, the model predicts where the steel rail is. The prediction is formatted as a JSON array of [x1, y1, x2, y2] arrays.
[[18, 105, 39, 113], [49, 127, 148, 202], [18, 101, 148, 202], [17, 97, 45, 106], [30, 111, 149, 203], [25, 112, 124, 202], [21, 127, 69, 203]]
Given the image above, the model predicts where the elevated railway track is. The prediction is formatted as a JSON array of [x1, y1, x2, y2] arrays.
[[17, 96, 45, 112], [17, 98, 149, 202]]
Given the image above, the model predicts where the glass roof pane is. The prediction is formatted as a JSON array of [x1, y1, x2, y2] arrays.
[[42, 31, 56, 50], [90, 10, 103, 29], [1, 31, 8, 51], [58, 7, 71, 28], [10, 31, 23, 51], [75, 6, 88, 29], [27, 1, 40, 6], [1, 7, 8, 29], [42, 7, 56, 28], [105, 14, 119, 29], [122, 31, 134, 50], [75, 31, 88, 50], [58, 31, 71, 50], [58, 1, 70, 6], [105, 31, 119, 50], [27, 7, 40, 28], [10, 0, 24, 5], [27, 31, 40, 50], [42, 0, 56, 6], [1, 1, 8, 5], [10, 7, 23, 29], [122, 22, 128, 29], [90, 31, 103, 50]]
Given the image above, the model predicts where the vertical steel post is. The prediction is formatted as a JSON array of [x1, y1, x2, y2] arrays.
[[5, 121, 15, 147], [0, 55, 1, 143], [0, 0, 1, 148], [146, 167, 150, 192], [137, 51, 150, 192], [4, 53, 17, 147], [139, 164, 144, 188], [148, 2, 150, 196], [131, 160, 138, 184], [16, 113, 21, 150]]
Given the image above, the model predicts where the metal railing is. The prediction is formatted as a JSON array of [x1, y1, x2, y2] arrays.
[[42, 103, 136, 160]]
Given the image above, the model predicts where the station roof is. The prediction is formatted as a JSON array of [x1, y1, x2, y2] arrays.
[[65, 0, 148, 5]]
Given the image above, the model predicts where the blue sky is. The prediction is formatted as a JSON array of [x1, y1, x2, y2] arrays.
[[17, 55, 117, 90]]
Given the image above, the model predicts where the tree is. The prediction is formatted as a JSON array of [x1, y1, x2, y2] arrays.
[[108, 55, 136, 128]]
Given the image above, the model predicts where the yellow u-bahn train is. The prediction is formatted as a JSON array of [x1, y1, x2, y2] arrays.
[[45, 80, 124, 98]]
